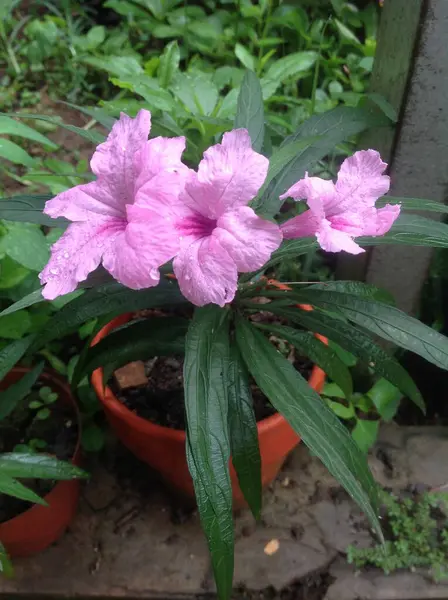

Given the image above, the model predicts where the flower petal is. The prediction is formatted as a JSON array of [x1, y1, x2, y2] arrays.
[[280, 209, 321, 239], [40, 217, 124, 300], [316, 221, 364, 255], [44, 180, 125, 222], [374, 204, 401, 235], [102, 207, 181, 289], [135, 135, 187, 190], [89, 109, 152, 213], [173, 236, 237, 306], [214, 206, 282, 272], [332, 149, 390, 215], [181, 129, 268, 219], [280, 174, 335, 219]]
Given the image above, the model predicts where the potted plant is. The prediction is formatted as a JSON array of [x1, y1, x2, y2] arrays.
[[2, 72, 448, 598], [0, 364, 87, 572]]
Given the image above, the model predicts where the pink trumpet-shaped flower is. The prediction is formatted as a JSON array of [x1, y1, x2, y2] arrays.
[[280, 150, 400, 254], [169, 129, 283, 306], [39, 110, 187, 299]]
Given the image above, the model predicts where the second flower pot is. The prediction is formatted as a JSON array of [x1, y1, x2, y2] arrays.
[[0, 368, 82, 557], [92, 313, 326, 507]]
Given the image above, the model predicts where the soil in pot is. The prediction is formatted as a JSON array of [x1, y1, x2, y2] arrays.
[[0, 380, 78, 523], [110, 354, 313, 431]]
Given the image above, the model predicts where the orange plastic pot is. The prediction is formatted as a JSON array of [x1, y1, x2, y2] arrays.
[[0, 368, 82, 557], [92, 309, 326, 506]]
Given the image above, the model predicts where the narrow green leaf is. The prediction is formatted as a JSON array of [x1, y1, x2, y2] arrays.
[[263, 238, 318, 270], [255, 323, 351, 398], [377, 196, 448, 215], [73, 317, 188, 387], [0, 336, 35, 381], [294, 288, 448, 373], [360, 214, 448, 248], [59, 101, 116, 129], [0, 194, 67, 228], [30, 279, 185, 351], [261, 51, 318, 99], [0, 473, 46, 505], [228, 343, 261, 519], [0, 453, 87, 480], [0, 362, 44, 420], [234, 70, 264, 152], [0, 139, 37, 167], [256, 105, 390, 216], [0, 541, 13, 578], [0, 289, 44, 317], [235, 315, 382, 539], [325, 399, 355, 420], [184, 306, 234, 600], [158, 41, 180, 88], [259, 305, 425, 412], [0, 116, 58, 149], [0, 113, 104, 144], [234, 44, 256, 71]]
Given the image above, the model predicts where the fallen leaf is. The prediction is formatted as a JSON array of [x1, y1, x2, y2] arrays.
[[264, 539, 280, 556]]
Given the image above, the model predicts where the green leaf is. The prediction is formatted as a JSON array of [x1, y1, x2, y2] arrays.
[[1, 223, 49, 271], [0, 453, 87, 480], [255, 323, 351, 398], [228, 343, 261, 519], [0, 473, 46, 505], [0, 256, 29, 289], [60, 102, 116, 129], [326, 399, 355, 420], [171, 72, 218, 116], [111, 75, 176, 112], [37, 407, 51, 420], [360, 214, 448, 248], [184, 306, 234, 600], [0, 113, 104, 144], [307, 281, 395, 305], [0, 194, 67, 227], [294, 288, 448, 373], [158, 41, 180, 88], [367, 379, 402, 422], [351, 420, 379, 453], [0, 362, 44, 420], [377, 196, 448, 215], [263, 238, 318, 270], [0, 335, 35, 381], [334, 18, 361, 44], [73, 317, 188, 387], [261, 51, 318, 100], [235, 315, 382, 540], [234, 43, 256, 71], [30, 279, 185, 351], [256, 105, 390, 216], [260, 305, 425, 412], [81, 423, 105, 452], [0, 289, 44, 317], [0, 541, 13, 578], [0, 310, 32, 339], [0, 139, 37, 167], [234, 70, 264, 152], [82, 55, 143, 79], [0, 116, 58, 149]]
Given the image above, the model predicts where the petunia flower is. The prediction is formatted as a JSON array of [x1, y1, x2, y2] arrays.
[[280, 149, 400, 255], [169, 129, 283, 307], [39, 109, 187, 300]]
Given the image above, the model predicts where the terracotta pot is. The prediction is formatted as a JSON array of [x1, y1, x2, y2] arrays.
[[0, 368, 82, 557], [92, 313, 326, 506]]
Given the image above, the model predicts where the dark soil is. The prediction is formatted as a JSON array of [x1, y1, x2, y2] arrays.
[[0, 381, 78, 523], [111, 353, 312, 431], [233, 573, 335, 600]]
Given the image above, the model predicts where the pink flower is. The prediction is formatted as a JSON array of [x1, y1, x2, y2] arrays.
[[171, 130, 283, 306], [39, 110, 187, 299], [280, 150, 400, 255]]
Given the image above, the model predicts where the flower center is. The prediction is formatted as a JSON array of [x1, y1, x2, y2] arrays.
[[177, 213, 217, 238]]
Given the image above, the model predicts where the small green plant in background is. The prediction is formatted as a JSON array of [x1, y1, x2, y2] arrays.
[[348, 490, 448, 581], [322, 376, 403, 452]]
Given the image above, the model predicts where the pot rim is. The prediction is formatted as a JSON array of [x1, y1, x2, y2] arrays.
[[91, 312, 327, 442], [0, 367, 82, 525]]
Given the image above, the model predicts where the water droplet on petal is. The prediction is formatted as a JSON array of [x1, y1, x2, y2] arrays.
[[185, 274, 191, 281], [63, 251, 70, 258], [149, 268, 158, 279], [50, 267, 60, 275]]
